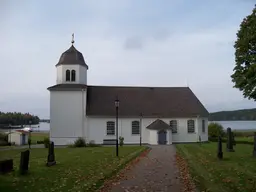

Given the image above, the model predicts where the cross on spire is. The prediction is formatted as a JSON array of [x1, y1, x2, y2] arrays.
[[71, 33, 75, 45]]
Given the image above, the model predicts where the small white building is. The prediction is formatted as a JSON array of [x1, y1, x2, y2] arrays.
[[47, 38, 209, 146], [8, 130, 29, 145]]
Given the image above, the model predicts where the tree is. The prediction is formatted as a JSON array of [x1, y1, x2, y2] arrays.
[[231, 5, 256, 100], [208, 122, 225, 138]]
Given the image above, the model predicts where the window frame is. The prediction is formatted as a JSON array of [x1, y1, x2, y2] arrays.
[[170, 120, 178, 133], [71, 70, 76, 82], [131, 120, 140, 135], [66, 70, 71, 81], [187, 119, 195, 133], [106, 121, 115, 135]]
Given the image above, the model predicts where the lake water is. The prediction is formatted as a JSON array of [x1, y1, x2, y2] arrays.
[[209, 121, 256, 130], [2, 121, 256, 133]]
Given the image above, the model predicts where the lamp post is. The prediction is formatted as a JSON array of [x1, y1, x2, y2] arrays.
[[115, 97, 119, 157], [140, 113, 142, 146]]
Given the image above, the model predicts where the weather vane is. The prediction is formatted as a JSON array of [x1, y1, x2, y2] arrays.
[[71, 33, 75, 45]]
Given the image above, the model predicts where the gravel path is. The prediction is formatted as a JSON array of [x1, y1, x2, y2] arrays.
[[110, 145, 182, 192]]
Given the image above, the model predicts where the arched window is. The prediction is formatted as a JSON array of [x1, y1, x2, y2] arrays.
[[170, 120, 178, 133], [71, 70, 76, 82], [132, 121, 140, 135], [106, 121, 115, 135], [187, 120, 195, 133], [66, 70, 70, 81]]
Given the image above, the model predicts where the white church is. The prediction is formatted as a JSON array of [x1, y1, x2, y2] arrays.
[[48, 38, 209, 146]]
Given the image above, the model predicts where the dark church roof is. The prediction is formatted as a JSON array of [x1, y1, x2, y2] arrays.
[[47, 84, 209, 117], [146, 119, 172, 130], [56, 45, 88, 69], [86, 86, 209, 117]]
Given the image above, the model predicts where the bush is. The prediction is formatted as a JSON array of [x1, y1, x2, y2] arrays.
[[44, 137, 50, 148], [74, 137, 86, 147], [87, 140, 101, 147], [36, 140, 44, 144], [119, 136, 124, 147], [0, 140, 8, 146], [208, 122, 225, 138], [0, 133, 8, 142]]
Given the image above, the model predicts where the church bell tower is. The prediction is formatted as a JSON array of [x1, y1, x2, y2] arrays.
[[47, 34, 88, 145]]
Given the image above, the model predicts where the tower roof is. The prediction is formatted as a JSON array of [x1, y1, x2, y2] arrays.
[[56, 45, 88, 68]]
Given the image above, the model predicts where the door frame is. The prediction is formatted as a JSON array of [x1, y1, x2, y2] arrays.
[[158, 129, 167, 145]]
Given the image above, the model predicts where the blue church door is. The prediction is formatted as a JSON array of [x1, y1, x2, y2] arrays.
[[158, 130, 167, 145]]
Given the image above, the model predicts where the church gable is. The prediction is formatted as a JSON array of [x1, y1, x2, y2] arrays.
[[86, 86, 209, 117]]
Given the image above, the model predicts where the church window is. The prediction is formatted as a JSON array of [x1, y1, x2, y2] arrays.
[[106, 121, 115, 135], [71, 70, 76, 81], [66, 70, 70, 81], [170, 120, 178, 133], [132, 121, 140, 135], [202, 119, 205, 133], [187, 120, 195, 133]]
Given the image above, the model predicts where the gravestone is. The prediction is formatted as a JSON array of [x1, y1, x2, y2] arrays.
[[217, 136, 223, 159], [253, 132, 256, 157], [19, 150, 30, 175], [226, 127, 235, 152], [46, 141, 56, 166], [0, 159, 13, 174], [232, 132, 236, 146]]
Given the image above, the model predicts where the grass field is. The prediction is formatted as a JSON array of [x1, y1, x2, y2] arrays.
[[176, 143, 256, 192], [30, 132, 49, 144], [0, 146, 146, 192]]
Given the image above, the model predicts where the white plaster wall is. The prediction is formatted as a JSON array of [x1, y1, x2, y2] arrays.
[[8, 133, 21, 145], [50, 90, 87, 145], [87, 117, 148, 144], [56, 65, 87, 84], [87, 117, 207, 145], [197, 117, 208, 142], [149, 130, 158, 145]]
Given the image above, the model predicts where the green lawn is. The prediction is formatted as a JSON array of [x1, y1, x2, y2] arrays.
[[235, 136, 254, 142], [30, 132, 49, 144], [0, 146, 146, 192], [176, 143, 256, 192]]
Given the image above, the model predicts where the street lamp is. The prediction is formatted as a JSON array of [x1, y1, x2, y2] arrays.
[[115, 97, 119, 157], [140, 113, 142, 146]]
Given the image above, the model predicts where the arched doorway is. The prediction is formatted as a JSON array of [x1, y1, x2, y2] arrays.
[[158, 130, 167, 145]]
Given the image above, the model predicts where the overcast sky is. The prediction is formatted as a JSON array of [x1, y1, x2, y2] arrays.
[[1, 0, 256, 119]]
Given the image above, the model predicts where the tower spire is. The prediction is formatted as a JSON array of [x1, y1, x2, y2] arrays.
[[71, 33, 75, 45]]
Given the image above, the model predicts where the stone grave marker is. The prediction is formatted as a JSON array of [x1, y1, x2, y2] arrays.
[[226, 127, 235, 152], [232, 132, 236, 146], [19, 150, 30, 175], [46, 141, 56, 166], [0, 159, 13, 174], [253, 132, 256, 157], [217, 136, 223, 160]]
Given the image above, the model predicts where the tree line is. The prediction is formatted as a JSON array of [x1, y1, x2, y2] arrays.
[[0, 112, 40, 126], [209, 108, 256, 121]]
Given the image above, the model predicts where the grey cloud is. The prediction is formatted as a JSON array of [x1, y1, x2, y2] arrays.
[[124, 36, 144, 50]]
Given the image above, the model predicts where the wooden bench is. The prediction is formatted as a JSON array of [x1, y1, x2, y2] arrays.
[[103, 139, 116, 145]]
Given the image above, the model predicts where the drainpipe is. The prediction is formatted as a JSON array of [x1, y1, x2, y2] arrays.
[[140, 113, 142, 146]]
